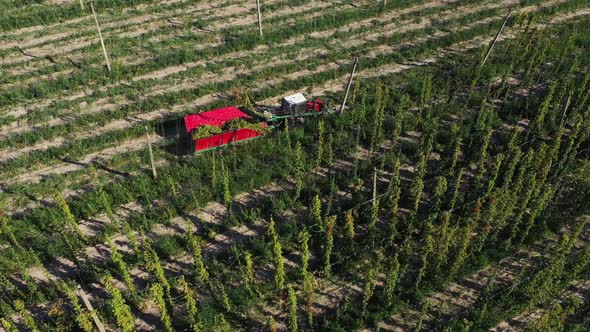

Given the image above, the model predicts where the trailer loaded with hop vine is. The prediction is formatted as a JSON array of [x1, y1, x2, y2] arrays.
[[184, 92, 337, 153]]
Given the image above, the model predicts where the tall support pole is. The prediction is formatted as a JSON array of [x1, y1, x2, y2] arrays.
[[481, 10, 511, 67], [560, 92, 573, 128], [256, 0, 263, 37], [77, 285, 107, 332], [145, 126, 158, 179], [339, 57, 359, 115], [91, 2, 112, 73], [78, 0, 85, 10]]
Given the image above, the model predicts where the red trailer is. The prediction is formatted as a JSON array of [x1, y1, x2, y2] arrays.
[[184, 107, 267, 153]]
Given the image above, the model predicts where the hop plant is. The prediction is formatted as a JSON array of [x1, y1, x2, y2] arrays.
[[388, 158, 401, 242], [344, 210, 355, 241], [415, 223, 434, 291], [310, 195, 323, 232], [187, 232, 209, 284], [143, 241, 173, 309], [0, 318, 17, 332], [383, 255, 400, 308], [109, 239, 135, 292], [14, 299, 40, 332], [448, 168, 465, 211], [287, 286, 299, 332], [299, 231, 310, 280], [65, 285, 93, 332], [268, 218, 285, 290], [361, 268, 376, 317], [0, 212, 20, 249], [243, 251, 255, 288], [103, 276, 135, 332], [179, 277, 201, 332], [324, 216, 337, 276], [316, 120, 325, 167], [54, 192, 85, 240], [221, 162, 232, 208], [151, 283, 173, 332]]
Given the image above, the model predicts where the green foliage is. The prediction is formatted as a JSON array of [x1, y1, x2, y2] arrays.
[[143, 240, 173, 309], [151, 283, 174, 332], [361, 268, 377, 317], [179, 276, 202, 332], [324, 215, 337, 277], [192, 125, 223, 140], [187, 232, 209, 285], [383, 254, 400, 308], [0, 318, 17, 332], [54, 192, 85, 240], [268, 218, 285, 290], [524, 297, 582, 332], [316, 120, 325, 167], [65, 286, 93, 332], [223, 118, 267, 133], [108, 239, 135, 292], [2, 6, 590, 331], [287, 286, 299, 332], [243, 251, 255, 289], [14, 299, 39, 332], [103, 276, 135, 332], [344, 210, 355, 241], [310, 195, 323, 232]]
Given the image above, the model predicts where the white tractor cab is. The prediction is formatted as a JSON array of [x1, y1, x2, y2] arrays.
[[263, 92, 327, 121]]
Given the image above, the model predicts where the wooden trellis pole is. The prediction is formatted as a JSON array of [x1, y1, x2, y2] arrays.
[[77, 285, 107, 332], [145, 126, 158, 179], [78, 0, 85, 10], [481, 10, 511, 67], [339, 57, 359, 115], [256, 0, 263, 37], [91, 2, 112, 72], [560, 92, 573, 128]]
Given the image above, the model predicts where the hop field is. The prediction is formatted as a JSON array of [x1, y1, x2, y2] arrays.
[[0, 0, 589, 331]]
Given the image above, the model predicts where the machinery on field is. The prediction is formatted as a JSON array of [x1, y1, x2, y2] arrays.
[[261, 92, 335, 122], [182, 56, 359, 154], [183, 92, 336, 153]]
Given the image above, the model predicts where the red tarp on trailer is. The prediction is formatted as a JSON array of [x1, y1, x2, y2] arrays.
[[195, 128, 264, 152], [184, 107, 249, 134]]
